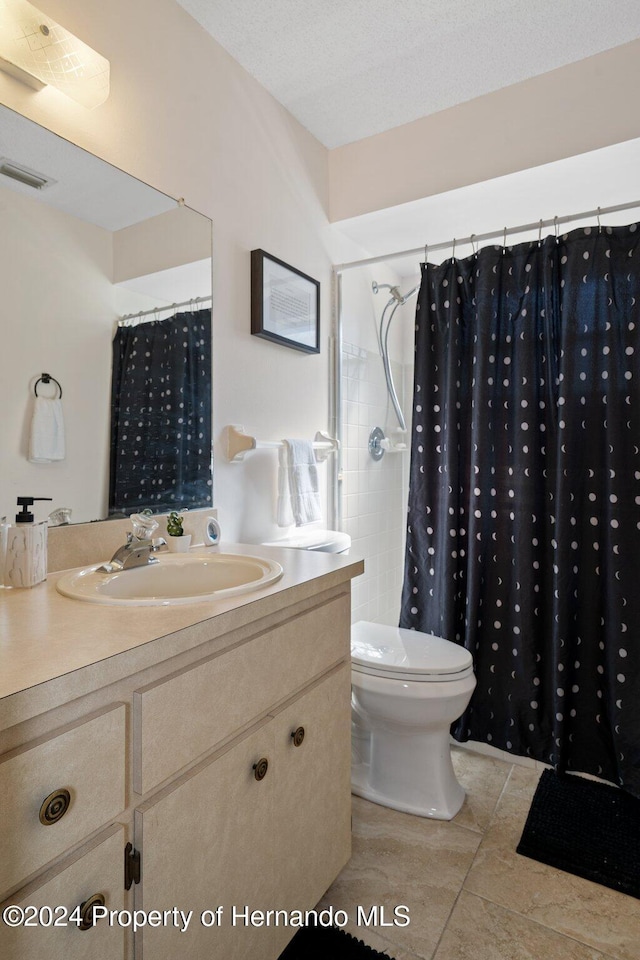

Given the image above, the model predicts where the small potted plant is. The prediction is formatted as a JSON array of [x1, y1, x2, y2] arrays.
[[166, 511, 191, 553]]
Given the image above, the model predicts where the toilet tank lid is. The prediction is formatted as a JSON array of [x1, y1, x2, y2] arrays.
[[351, 621, 473, 676], [262, 529, 351, 552]]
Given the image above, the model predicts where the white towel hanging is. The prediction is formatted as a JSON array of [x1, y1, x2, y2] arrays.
[[29, 397, 65, 463], [277, 444, 295, 527], [283, 439, 321, 526]]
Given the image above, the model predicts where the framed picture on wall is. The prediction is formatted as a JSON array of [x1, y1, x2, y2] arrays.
[[251, 249, 320, 353]]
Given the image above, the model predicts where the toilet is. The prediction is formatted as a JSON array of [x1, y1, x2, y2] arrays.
[[261, 531, 474, 820], [351, 621, 476, 820]]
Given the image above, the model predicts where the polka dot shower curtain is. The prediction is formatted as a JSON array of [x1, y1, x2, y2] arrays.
[[400, 225, 640, 796], [109, 309, 212, 515]]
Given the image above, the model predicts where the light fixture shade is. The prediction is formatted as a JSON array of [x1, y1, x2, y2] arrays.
[[0, 0, 109, 108]]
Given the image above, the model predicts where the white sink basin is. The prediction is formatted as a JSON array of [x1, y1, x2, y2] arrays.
[[56, 552, 284, 606]]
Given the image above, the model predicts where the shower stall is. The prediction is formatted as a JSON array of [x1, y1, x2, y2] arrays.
[[332, 264, 419, 625]]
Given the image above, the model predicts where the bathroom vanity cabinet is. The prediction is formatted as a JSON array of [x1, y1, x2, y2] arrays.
[[0, 547, 360, 960]]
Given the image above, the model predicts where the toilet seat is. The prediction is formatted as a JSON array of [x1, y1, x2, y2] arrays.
[[351, 621, 473, 683]]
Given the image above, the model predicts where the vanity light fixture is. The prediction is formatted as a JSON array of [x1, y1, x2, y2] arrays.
[[0, 0, 109, 108]]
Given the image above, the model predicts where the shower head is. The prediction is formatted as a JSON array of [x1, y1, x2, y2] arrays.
[[372, 280, 417, 305]]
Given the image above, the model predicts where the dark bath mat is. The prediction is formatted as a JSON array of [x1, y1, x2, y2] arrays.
[[277, 924, 396, 959], [516, 768, 640, 899]]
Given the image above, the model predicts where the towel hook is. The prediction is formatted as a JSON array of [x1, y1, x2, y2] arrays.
[[34, 373, 62, 399]]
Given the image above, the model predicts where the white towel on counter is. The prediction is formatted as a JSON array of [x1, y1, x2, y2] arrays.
[[29, 397, 65, 462], [276, 444, 294, 527], [283, 438, 321, 526]]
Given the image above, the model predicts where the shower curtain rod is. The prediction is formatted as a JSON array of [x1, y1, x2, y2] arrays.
[[118, 295, 212, 326], [333, 198, 640, 273]]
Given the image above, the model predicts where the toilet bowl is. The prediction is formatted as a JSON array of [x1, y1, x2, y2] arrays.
[[351, 621, 476, 820]]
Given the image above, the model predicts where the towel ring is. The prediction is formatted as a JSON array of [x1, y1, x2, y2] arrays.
[[34, 373, 62, 399]]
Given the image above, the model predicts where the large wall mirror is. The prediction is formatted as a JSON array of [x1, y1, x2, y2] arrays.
[[0, 104, 213, 525]]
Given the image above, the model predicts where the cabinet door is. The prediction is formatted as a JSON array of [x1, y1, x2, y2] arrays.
[[136, 720, 277, 960], [272, 665, 352, 929], [0, 824, 127, 960]]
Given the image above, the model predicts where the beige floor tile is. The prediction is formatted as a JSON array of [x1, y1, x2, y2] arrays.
[[318, 796, 481, 960], [451, 748, 513, 834], [502, 764, 543, 801], [433, 891, 609, 960], [463, 791, 640, 960]]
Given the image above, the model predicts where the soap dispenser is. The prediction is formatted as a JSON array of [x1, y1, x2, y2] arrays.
[[4, 497, 52, 588]]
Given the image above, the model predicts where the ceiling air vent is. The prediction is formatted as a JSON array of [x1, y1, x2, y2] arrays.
[[0, 158, 56, 190]]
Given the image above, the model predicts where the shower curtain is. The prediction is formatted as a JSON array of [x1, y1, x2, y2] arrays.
[[400, 224, 640, 797], [109, 308, 212, 515]]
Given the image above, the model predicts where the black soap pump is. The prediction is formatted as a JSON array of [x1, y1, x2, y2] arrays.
[[16, 496, 52, 523], [4, 496, 53, 588]]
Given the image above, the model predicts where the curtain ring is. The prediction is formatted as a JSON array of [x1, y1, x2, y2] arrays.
[[470, 233, 477, 255], [502, 226, 507, 255], [423, 242, 428, 263], [451, 237, 456, 263], [597, 206, 602, 234], [554, 215, 559, 241], [538, 219, 543, 247]]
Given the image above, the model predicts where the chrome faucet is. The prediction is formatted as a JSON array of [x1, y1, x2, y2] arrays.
[[99, 533, 167, 573]]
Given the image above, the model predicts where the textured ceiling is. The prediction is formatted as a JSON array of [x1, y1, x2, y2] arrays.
[[176, 0, 640, 148]]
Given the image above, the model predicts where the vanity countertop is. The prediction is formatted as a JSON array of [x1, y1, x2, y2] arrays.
[[0, 543, 363, 726]]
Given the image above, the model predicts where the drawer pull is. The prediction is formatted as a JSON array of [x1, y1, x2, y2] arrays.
[[78, 893, 106, 930], [291, 726, 305, 747], [39, 788, 71, 825], [253, 758, 269, 781]]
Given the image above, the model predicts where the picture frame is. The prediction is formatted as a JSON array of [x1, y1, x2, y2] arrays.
[[251, 249, 320, 354]]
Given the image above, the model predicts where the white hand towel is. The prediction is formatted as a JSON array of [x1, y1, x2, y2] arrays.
[[284, 439, 321, 527], [29, 397, 66, 463], [276, 444, 294, 527]]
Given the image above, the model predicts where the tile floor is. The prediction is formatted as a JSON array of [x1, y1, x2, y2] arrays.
[[318, 748, 640, 960]]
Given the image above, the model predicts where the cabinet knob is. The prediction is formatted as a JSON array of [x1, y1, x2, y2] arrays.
[[253, 757, 269, 781], [78, 893, 106, 931], [291, 726, 305, 747], [39, 788, 71, 825]]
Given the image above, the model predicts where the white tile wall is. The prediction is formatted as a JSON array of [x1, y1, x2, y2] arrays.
[[341, 341, 412, 625]]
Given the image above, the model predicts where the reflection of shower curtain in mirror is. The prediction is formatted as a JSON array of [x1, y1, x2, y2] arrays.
[[109, 309, 212, 515]]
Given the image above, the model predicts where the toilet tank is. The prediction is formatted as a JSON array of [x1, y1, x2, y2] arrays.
[[262, 529, 351, 554]]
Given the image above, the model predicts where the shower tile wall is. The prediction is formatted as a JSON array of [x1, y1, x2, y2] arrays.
[[341, 341, 412, 625]]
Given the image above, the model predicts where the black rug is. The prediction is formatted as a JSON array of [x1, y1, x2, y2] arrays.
[[517, 768, 640, 898], [278, 925, 395, 959]]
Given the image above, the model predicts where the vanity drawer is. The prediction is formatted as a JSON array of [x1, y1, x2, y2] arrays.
[[133, 592, 350, 794], [0, 704, 126, 897], [0, 824, 126, 960]]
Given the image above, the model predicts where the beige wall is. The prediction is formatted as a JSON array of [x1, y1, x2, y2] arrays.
[[113, 206, 212, 283], [329, 39, 640, 222]]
